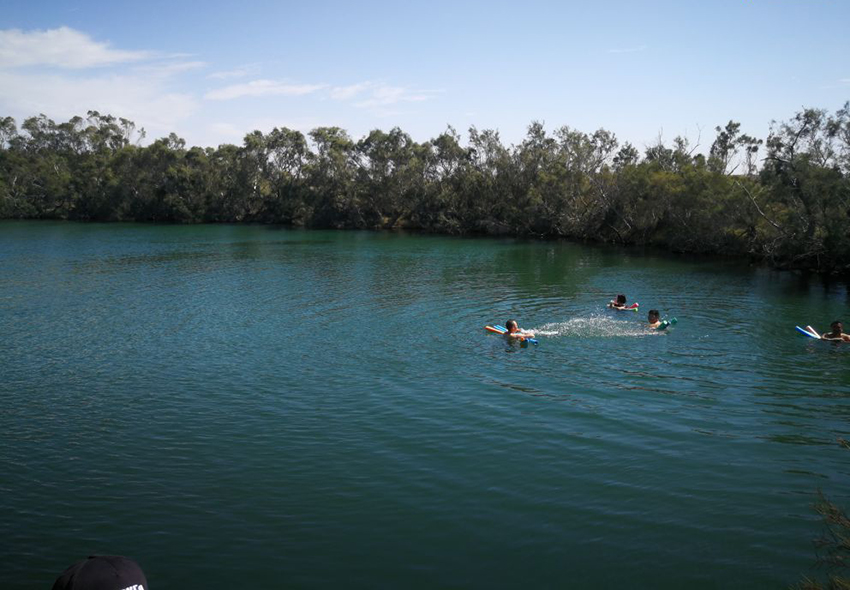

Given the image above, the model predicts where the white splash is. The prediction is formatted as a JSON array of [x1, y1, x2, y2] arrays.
[[533, 314, 655, 338]]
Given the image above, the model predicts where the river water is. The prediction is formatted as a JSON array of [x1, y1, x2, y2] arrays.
[[1, 221, 848, 588]]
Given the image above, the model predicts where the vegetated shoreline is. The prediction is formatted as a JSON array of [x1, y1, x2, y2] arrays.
[[1, 102, 848, 275]]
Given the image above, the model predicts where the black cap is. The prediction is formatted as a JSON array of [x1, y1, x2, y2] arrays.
[[52, 556, 147, 590]]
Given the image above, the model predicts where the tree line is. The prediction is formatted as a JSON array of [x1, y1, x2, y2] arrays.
[[1, 104, 848, 273]]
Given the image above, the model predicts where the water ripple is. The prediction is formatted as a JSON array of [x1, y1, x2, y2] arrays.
[[1, 222, 849, 589]]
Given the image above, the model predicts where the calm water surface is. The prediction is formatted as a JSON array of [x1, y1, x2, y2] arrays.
[[1, 221, 849, 588]]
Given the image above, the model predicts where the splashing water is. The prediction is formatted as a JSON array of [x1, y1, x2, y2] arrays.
[[533, 313, 657, 338]]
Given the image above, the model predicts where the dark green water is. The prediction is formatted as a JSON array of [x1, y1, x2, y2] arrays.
[[1, 221, 848, 589]]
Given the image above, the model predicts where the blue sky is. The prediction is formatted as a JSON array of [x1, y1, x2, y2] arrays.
[[1, 0, 848, 152]]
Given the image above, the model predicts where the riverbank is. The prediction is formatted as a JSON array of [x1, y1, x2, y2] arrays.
[[2, 104, 848, 274]]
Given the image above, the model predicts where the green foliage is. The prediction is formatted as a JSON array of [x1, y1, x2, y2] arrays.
[[796, 439, 850, 589], [1, 105, 849, 273]]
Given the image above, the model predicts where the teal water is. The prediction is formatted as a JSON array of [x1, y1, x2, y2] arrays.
[[1, 221, 849, 589]]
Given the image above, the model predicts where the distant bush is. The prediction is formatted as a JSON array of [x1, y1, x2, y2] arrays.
[[1, 104, 849, 274]]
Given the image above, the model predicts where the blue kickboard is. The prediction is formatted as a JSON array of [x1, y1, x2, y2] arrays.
[[495, 324, 538, 345], [795, 325, 820, 339]]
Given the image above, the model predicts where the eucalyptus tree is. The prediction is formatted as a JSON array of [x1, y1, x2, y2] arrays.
[[237, 130, 274, 221], [71, 112, 141, 219], [550, 126, 619, 238], [417, 126, 469, 232], [708, 121, 762, 176], [108, 133, 187, 221], [2, 106, 848, 272], [830, 101, 850, 175], [205, 143, 243, 222], [760, 106, 850, 271], [512, 122, 560, 234], [465, 126, 513, 233], [159, 146, 214, 222], [307, 127, 358, 227], [0, 116, 16, 149], [265, 127, 310, 224], [9, 115, 76, 216], [355, 127, 427, 228], [0, 117, 26, 217], [612, 142, 639, 171]]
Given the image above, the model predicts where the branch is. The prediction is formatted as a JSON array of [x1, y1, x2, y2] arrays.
[[735, 180, 783, 232], [764, 154, 792, 165], [788, 118, 811, 155], [687, 124, 703, 157], [606, 223, 626, 244]]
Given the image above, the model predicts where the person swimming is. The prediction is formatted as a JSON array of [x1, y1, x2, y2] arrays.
[[648, 309, 661, 329], [505, 319, 535, 340], [821, 320, 850, 342], [608, 294, 628, 310]]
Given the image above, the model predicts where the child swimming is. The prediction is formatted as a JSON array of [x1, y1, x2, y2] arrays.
[[608, 294, 628, 310], [821, 320, 850, 342], [505, 319, 535, 340], [647, 309, 661, 329]]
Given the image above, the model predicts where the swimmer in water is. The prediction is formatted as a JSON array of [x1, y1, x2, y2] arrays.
[[505, 319, 535, 340], [821, 320, 850, 342], [608, 294, 628, 310], [648, 309, 662, 329]]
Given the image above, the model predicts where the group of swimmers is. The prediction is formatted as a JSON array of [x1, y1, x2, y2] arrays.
[[607, 294, 668, 329], [502, 294, 850, 343], [501, 293, 664, 341]]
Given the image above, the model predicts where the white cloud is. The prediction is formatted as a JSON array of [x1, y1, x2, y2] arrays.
[[205, 79, 326, 100], [0, 26, 449, 147], [207, 65, 260, 80], [126, 60, 206, 84], [0, 27, 151, 69], [135, 60, 206, 75], [330, 82, 373, 100], [354, 84, 438, 109], [328, 82, 442, 108], [0, 70, 198, 138]]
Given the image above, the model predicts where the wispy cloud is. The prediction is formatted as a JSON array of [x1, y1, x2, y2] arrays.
[[134, 60, 206, 76], [607, 45, 647, 55], [353, 84, 441, 109], [208, 65, 261, 80], [0, 27, 151, 69], [205, 79, 326, 100], [330, 81, 374, 100], [0, 70, 198, 137], [329, 81, 442, 108], [0, 26, 447, 147]]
